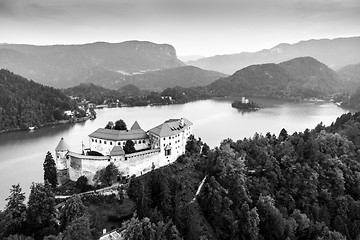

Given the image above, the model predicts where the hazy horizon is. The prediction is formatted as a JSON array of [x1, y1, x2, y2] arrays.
[[0, 0, 359, 56]]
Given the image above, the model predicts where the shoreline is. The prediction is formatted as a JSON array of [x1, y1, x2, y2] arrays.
[[0, 116, 91, 135]]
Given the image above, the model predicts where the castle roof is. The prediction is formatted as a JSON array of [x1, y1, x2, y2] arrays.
[[130, 121, 141, 130], [110, 146, 125, 156], [89, 128, 148, 141], [55, 138, 70, 151], [148, 118, 192, 138], [67, 151, 109, 161]]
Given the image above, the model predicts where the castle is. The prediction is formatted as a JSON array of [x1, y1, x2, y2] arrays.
[[55, 118, 193, 184]]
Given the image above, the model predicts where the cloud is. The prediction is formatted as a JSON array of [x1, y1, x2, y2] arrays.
[[0, 0, 63, 19]]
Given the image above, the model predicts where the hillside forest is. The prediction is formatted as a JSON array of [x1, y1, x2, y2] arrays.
[[0, 69, 83, 132]]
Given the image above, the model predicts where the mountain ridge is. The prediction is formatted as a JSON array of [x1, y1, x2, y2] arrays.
[[0, 41, 184, 88], [188, 36, 360, 74]]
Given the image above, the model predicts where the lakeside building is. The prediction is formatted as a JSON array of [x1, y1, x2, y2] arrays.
[[55, 118, 192, 184]]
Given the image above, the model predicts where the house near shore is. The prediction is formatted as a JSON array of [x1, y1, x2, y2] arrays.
[[55, 118, 193, 184]]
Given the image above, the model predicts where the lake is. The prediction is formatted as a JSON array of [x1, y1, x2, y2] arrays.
[[0, 99, 349, 209]]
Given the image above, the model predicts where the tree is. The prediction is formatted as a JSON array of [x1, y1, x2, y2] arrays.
[[75, 176, 89, 192], [114, 119, 127, 130], [26, 182, 56, 238], [105, 121, 114, 129], [93, 162, 120, 186], [122, 215, 156, 240], [63, 216, 92, 240], [43, 152, 58, 188], [2, 184, 27, 237], [60, 195, 86, 230], [124, 140, 136, 154]]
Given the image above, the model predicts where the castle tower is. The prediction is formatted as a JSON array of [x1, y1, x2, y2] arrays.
[[55, 137, 70, 170]]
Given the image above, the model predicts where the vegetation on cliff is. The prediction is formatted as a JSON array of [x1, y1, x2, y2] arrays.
[[126, 112, 360, 239]]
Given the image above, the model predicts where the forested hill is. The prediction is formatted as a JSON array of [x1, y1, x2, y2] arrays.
[[0, 69, 77, 131], [127, 111, 360, 240], [63, 83, 123, 105], [78, 65, 228, 91], [337, 63, 360, 92], [208, 56, 343, 99]]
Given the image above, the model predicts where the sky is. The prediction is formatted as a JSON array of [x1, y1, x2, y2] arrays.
[[0, 0, 359, 56]]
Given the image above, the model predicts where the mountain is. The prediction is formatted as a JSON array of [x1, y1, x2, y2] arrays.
[[0, 69, 77, 131], [337, 63, 360, 91], [208, 57, 343, 99], [0, 41, 184, 88], [74, 65, 227, 91], [188, 36, 360, 74]]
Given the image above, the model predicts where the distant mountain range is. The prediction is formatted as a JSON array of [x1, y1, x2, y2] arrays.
[[0, 41, 184, 88], [208, 57, 344, 99], [188, 36, 360, 74]]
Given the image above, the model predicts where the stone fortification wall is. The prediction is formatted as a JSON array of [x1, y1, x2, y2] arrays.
[[121, 149, 161, 177]]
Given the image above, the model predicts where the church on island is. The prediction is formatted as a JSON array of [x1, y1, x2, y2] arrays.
[[55, 118, 193, 184]]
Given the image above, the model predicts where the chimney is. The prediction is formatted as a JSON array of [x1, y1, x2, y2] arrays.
[[180, 118, 185, 127]]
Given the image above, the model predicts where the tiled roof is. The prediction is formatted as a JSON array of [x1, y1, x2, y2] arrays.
[[130, 121, 141, 130], [89, 128, 148, 141], [148, 118, 192, 137], [110, 146, 125, 156], [55, 138, 71, 151]]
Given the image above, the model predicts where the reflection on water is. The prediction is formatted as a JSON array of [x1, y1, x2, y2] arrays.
[[0, 99, 349, 209]]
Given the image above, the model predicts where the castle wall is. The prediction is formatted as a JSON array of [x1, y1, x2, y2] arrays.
[[157, 125, 192, 166], [119, 149, 161, 177], [89, 137, 150, 156]]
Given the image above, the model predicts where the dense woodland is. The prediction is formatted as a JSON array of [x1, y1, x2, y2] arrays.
[[0, 69, 80, 131], [127, 112, 360, 240], [2, 112, 359, 239]]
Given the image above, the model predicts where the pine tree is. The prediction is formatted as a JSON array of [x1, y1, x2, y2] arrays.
[[26, 182, 56, 238], [43, 152, 58, 188], [1, 184, 27, 238]]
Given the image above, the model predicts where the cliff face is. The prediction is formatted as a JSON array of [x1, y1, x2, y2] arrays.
[[0, 41, 184, 88]]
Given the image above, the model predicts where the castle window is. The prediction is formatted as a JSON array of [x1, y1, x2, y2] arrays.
[[99, 140, 102, 143], [138, 140, 141, 144], [92, 139, 94, 142], [118, 142, 121, 146], [143, 140, 145, 143], [165, 149, 171, 156], [110, 142, 112, 145], [95, 139, 97, 143], [104, 141, 107, 144], [163, 138, 165, 140]]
